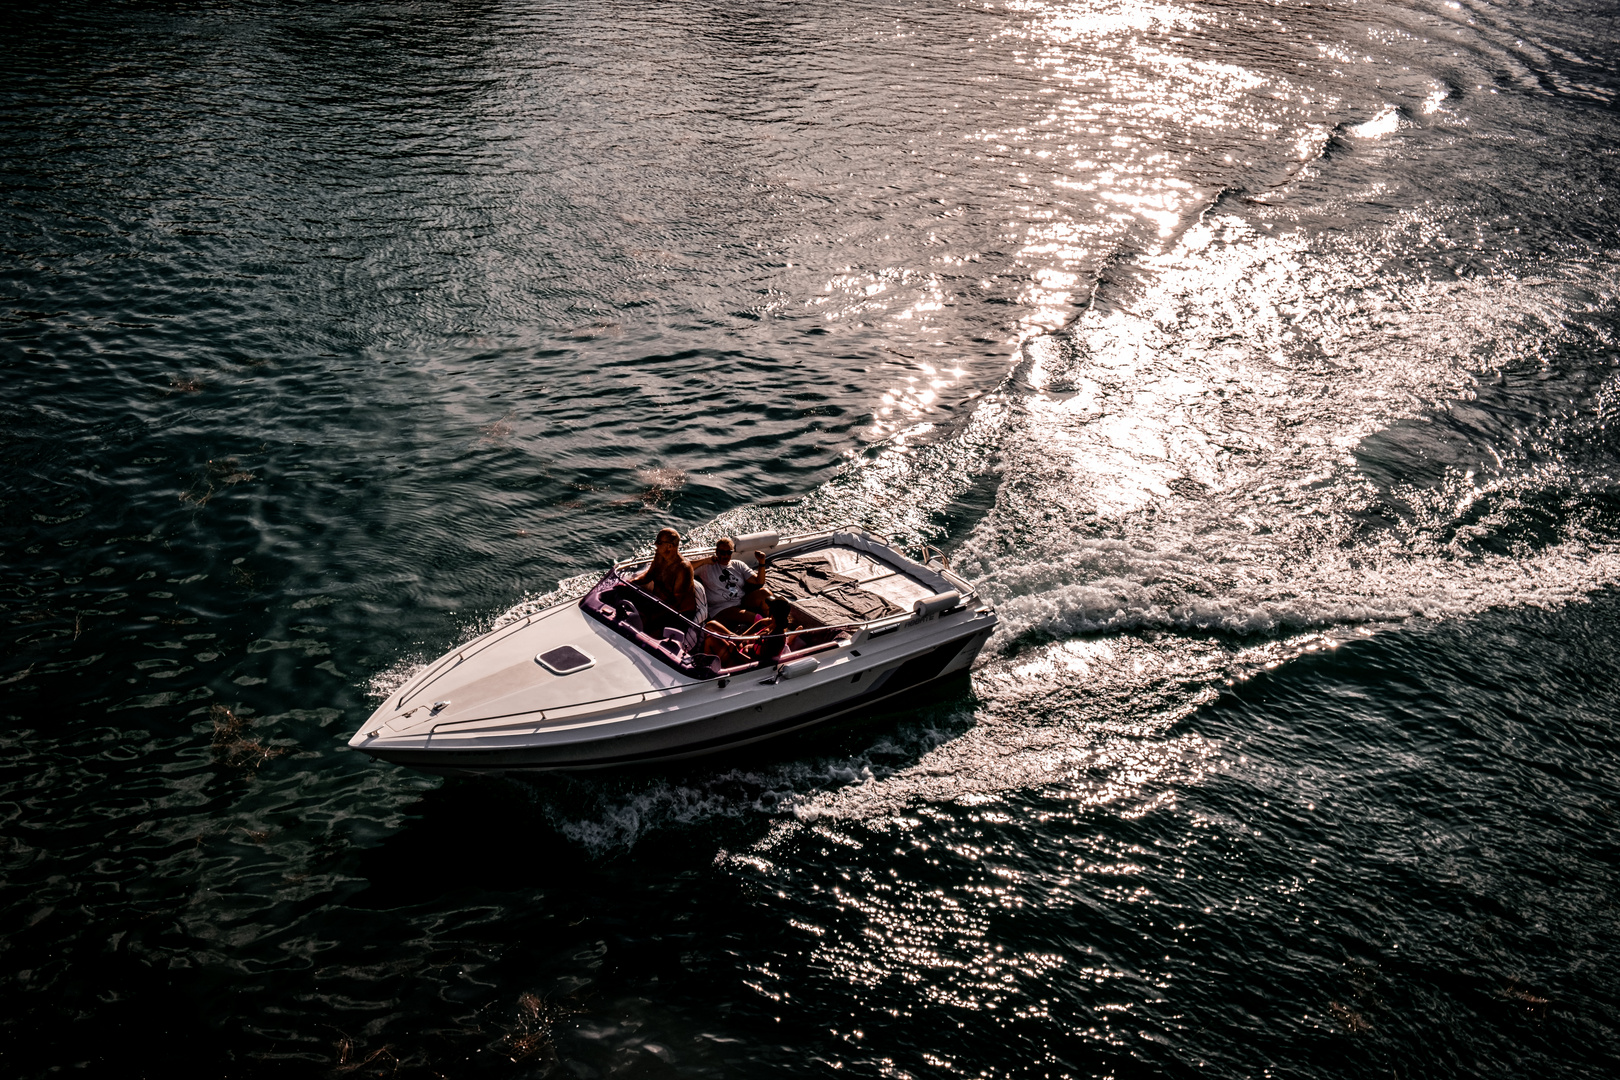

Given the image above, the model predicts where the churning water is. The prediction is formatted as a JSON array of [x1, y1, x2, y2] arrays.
[[3, 0, 1619, 1075]]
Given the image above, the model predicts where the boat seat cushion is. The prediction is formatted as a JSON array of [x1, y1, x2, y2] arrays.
[[769, 555, 904, 624]]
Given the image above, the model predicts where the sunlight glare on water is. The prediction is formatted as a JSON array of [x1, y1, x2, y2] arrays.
[[3, 0, 1620, 1074]]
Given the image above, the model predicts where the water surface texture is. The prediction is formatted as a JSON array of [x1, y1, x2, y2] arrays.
[[3, 0, 1619, 1075]]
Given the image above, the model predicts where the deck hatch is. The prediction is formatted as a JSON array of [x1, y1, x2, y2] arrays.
[[536, 645, 594, 675]]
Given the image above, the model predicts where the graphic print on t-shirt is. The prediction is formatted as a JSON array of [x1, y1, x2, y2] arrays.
[[696, 559, 752, 609]]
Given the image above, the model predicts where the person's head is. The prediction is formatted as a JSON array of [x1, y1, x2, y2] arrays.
[[653, 527, 682, 563], [714, 537, 735, 561], [768, 597, 791, 625]]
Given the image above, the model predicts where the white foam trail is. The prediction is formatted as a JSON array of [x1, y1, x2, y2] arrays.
[[1348, 107, 1401, 138], [774, 211, 1620, 825], [954, 214, 1620, 651]]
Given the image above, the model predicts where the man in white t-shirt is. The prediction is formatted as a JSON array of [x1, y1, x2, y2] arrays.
[[693, 537, 768, 625]]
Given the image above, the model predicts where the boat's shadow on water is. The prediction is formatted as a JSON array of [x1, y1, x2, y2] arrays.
[[349, 673, 976, 901]]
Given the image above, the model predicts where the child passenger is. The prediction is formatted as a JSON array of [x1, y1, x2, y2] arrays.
[[754, 598, 801, 663]]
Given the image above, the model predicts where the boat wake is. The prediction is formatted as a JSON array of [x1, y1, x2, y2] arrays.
[[766, 207, 1620, 827], [493, 200, 1620, 851]]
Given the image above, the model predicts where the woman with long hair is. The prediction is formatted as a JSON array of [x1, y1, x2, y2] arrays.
[[631, 527, 700, 630]]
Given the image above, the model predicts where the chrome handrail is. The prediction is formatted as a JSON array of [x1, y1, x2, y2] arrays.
[[427, 680, 692, 734], [425, 638, 853, 735]]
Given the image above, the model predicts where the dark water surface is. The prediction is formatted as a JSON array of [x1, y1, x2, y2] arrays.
[[4, 0, 1620, 1075]]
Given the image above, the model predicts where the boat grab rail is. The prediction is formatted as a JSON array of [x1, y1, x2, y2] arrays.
[[425, 680, 689, 735], [423, 638, 850, 735]]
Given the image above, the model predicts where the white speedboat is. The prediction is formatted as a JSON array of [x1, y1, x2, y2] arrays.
[[349, 527, 997, 773]]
